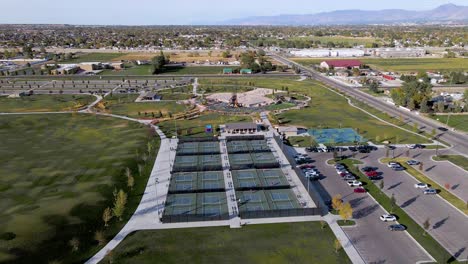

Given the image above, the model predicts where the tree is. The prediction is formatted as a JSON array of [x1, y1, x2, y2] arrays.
[[112, 189, 128, 221], [102, 207, 113, 227], [320, 220, 327, 230], [413, 123, 419, 133], [94, 230, 107, 246], [423, 218, 430, 236], [437, 101, 445, 113], [339, 202, 353, 223], [334, 239, 342, 254], [138, 164, 144, 177], [369, 82, 379, 93], [419, 162, 424, 171], [127, 174, 135, 191], [379, 180, 384, 190], [332, 194, 343, 211], [431, 128, 437, 139], [69, 237, 80, 252], [444, 183, 451, 190], [390, 193, 397, 213], [420, 99, 429, 113]]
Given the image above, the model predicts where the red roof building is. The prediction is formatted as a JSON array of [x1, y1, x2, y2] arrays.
[[320, 59, 362, 69]]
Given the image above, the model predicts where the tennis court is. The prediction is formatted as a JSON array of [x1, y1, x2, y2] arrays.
[[227, 140, 270, 154], [236, 189, 300, 213], [177, 141, 220, 155], [173, 154, 222, 172], [164, 192, 228, 218], [169, 171, 225, 193], [308, 128, 365, 144], [231, 169, 289, 190], [229, 152, 279, 170]]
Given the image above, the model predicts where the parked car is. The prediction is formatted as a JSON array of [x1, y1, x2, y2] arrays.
[[415, 144, 425, 149], [361, 166, 376, 172], [334, 163, 345, 169], [336, 169, 348, 175], [348, 146, 357, 152], [343, 175, 356, 181], [387, 162, 399, 168], [414, 183, 429, 189], [423, 188, 437, 195], [365, 171, 379, 177], [353, 187, 366, 193], [347, 180, 363, 187], [406, 144, 417, 149], [299, 164, 315, 169], [388, 224, 406, 231], [380, 214, 397, 222], [406, 160, 420, 165]]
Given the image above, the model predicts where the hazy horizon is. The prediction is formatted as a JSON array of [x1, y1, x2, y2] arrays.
[[0, 0, 467, 25]]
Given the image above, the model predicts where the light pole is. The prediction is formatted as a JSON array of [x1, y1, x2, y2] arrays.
[[155, 178, 160, 215]]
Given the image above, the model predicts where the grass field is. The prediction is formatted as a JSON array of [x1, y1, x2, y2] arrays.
[[293, 36, 381, 46], [102, 222, 351, 264], [102, 94, 190, 118], [0, 114, 159, 263], [292, 58, 468, 72], [340, 159, 458, 263], [199, 78, 429, 144], [429, 115, 468, 133], [114, 50, 240, 63], [433, 155, 468, 171], [101, 65, 225, 76], [158, 112, 251, 137], [62, 52, 127, 63], [287, 135, 317, 147], [0, 94, 95, 112]]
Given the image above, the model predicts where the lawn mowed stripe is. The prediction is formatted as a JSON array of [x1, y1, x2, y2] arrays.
[[103, 222, 351, 264], [0, 94, 95, 112]]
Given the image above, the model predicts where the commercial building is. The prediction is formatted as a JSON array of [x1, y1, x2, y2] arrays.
[[290, 49, 364, 58], [278, 126, 298, 138], [320, 60, 362, 70], [367, 48, 426, 58]]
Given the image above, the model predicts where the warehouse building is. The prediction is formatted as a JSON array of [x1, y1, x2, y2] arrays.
[[367, 48, 426, 58], [290, 49, 364, 58]]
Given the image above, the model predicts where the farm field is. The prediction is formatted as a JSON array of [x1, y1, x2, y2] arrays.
[[0, 94, 95, 112], [158, 112, 251, 137], [62, 52, 127, 63], [292, 58, 468, 72], [199, 78, 430, 144], [101, 94, 190, 118], [429, 114, 468, 132], [102, 222, 351, 264], [0, 114, 159, 263]]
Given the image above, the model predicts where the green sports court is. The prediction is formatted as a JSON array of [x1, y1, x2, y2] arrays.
[[169, 171, 225, 193], [231, 169, 290, 190]]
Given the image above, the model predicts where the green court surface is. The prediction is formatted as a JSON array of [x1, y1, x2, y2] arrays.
[[231, 169, 290, 189], [169, 171, 225, 193], [163, 192, 228, 217], [177, 141, 221, 155], [237, 189, 300, 211], [173, 154, 222, 172]]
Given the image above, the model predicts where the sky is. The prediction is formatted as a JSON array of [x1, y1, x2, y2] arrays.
[[0, 0, 467, 25]]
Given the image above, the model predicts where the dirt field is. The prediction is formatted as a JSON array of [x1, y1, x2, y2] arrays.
[[206, 88, 274, 107]]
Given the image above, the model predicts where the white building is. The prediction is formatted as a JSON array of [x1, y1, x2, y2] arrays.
[[290, 49, 364, 58], [367, 48, 426, 58]]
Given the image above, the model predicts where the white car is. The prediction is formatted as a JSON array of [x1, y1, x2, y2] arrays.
[[387, 162, 399, 168], [347, 180, 363, 187], [414, 183, 429, 189], [336, 169, 348, 175], [343, 175, 356, 181], [406, 144, 416, 149], [380, 214, 397, 222]]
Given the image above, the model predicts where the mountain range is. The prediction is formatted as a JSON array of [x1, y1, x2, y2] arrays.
[[221, 4, 468, 25]]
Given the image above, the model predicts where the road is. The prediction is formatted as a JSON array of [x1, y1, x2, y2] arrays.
[[295, 149, 434, 263], [269, 53, 468, 155]]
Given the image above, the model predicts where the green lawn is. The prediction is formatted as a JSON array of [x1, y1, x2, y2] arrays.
[[198, 84, 255, 94], [62, 52, 127, 63], [0, 94, 95, 112], [340, 159, 458, 263], [0, 114, 159, 263], [158, 112, 252, 138], [292, 58, 468, 73], [433, 155, 468, 171], [102, 222, 351, 264], [429, 115, 468, 133], [287, 135, 317, 147], [265, 102, 296, 111], [199, 78, 429, 144], [102, 94, 190, 118], [100, 65, 225, 76]]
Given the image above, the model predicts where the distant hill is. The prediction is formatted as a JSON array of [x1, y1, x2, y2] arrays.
[[221, 4, 468, 25]]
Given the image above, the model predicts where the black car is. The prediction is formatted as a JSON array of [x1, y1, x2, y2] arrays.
[[438, 127, 448, 131], [361, 166, 376, 172], [415, 144, 426, 149], [388, 224, 406, 231]]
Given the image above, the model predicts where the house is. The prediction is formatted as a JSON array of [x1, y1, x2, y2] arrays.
[[51, 64, 80, 75], [79, 62, 102, 71], [223, 68, 233, 74], [225, 122, 258, 134], [240, 68, 252, 74], [142, 92, 162, 101], [320, 60, 362, 70], [278, 126, 298, 138]]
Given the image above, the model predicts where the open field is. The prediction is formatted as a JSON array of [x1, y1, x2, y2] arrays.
[[101, 94, 190, 118], [429, 115, 468, 133], [114, 50, 241, 63], [102, 222, 351, 264], [0, 114, 159, 263], [62, 52, 127, 63], [199, 78, 430, 144], [287, 135, 317, 147], [340, 159, 457, 263], [292, 58, 468, 72], [158, 112, 251, 137], [433, 155, 468, 171], [291, 36, 382, 46], [0, 94, 95, 112]]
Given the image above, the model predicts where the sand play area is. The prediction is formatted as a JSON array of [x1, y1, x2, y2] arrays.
[[206, 88, 274, 107]]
